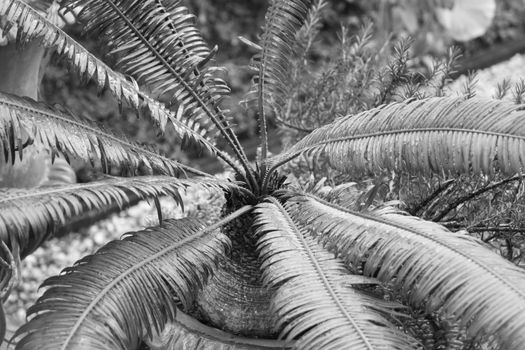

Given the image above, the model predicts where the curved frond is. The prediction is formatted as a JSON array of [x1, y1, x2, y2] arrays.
[[253, 197, 419, 350], [59, 0, 250, 169], [13, 209, 252, 350], [0, 175, 229, 256], [147, 311, 291, 350], [245, 0, 313, 158], [0, 92, 206, 176], [0, 240, 17, 344], [284, 193, 525, 349], [0, 0, 217, 152], [273, 97, 525, 177]]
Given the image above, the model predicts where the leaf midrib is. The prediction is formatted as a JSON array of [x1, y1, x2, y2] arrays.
[[101, 0, 249, 167], [0, 96, 207, 176], [268, 126, 525, 176], [60, 205, 252, 350], [294, 127, 525, 152], [3, 0, 209, 143], [269, 198, 375, 350], [0, 177, 199, 204], [305, 195, 525, 300], [60, 229, 207, 350]]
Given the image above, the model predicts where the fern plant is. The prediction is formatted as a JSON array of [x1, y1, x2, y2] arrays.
[[2, 0, 525, 349]]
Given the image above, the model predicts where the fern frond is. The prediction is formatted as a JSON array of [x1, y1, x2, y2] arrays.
[[273, 97, 525, 178], [0, 92, 207, 177], [147, 311, 291, 350], [0, 240, 17, 345], [0, 0, 219, 153], [253, 197, 419, 350], [14, 208, 252, 350], [0, 175, 229, 256], [285, 193, 525, 349], [60, 0, 250, 171], [273, 0, 327, 134], [245, 0, 313, 160]]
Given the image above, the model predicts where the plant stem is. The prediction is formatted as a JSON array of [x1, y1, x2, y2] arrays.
[[258, 77, 269, 162], [468, 226, 525, 234], [432, 174, 524, 222], [410, 179, 456, 216], [274, 116, 315, 133]]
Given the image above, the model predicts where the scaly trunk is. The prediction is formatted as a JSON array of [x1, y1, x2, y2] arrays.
[[190, 194, 278, 338]]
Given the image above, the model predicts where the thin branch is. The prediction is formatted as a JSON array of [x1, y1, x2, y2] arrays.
[[467, 227, 525, 234], [274, 116, 315, 133], [258, 67, 269, 162], [432, 174, 524, 222], [482, 234, 497, 243], [420, 182, 459, 220], [409, 179, 456, 216], [506, 238, 514, 261]]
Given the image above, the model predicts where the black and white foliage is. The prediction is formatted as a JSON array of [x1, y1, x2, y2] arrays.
[[0, 0, 525, 349]]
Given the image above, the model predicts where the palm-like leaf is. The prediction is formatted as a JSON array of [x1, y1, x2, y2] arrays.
[[147, 311, 291, 350], [0, 240, 17, 343], [0, 0, 217, 152], [0, 91, 205, 176], [0, 175, 229, 256], [284, 192, 525, 349], [245, 0, 313, 158], [60, 0, 248, 167], [14, 209, 252, 350], [273, 97, 525, 177], [254, 197, 419, 350]]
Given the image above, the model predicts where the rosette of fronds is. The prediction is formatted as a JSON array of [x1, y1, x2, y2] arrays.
[[2, 0, 525, 349]]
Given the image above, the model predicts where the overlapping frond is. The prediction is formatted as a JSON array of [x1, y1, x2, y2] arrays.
[[273, 97, 525, 177], [13, 211, 252, 350], [245, 0, 313, 158], [0, 92, 206, 176], [60, 0, 248, 164], [0, 240, 17, 343], [246, 0, 313, 116], [0, 0, 218, 152], [147, 311, 291, 350], [0, 175, 229, 256], [284, 192, 525, 349], [253, 197, 419, 350]]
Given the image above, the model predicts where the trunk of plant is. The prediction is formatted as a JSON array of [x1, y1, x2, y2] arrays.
[[190, 199, 279, 339]]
